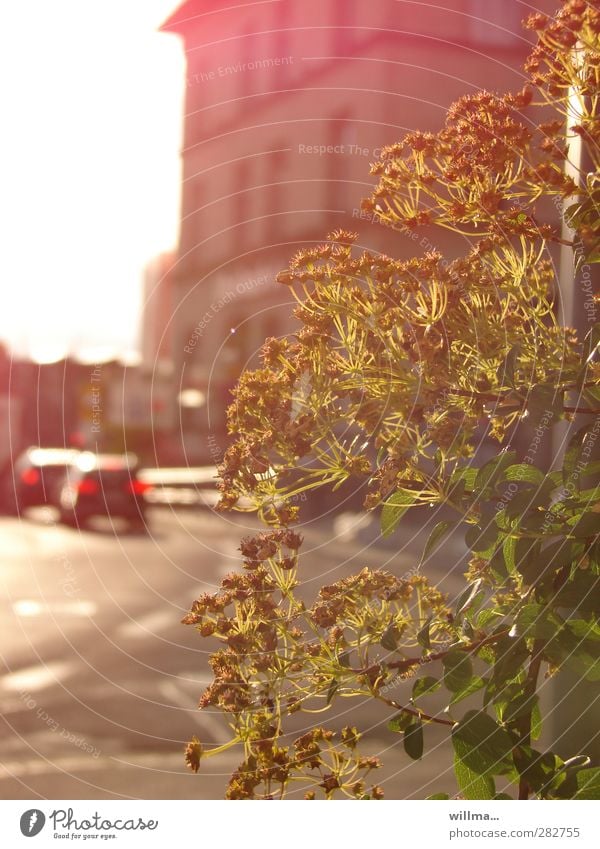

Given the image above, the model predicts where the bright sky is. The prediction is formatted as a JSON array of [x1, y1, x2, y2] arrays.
[[0, 1, 184, 362]]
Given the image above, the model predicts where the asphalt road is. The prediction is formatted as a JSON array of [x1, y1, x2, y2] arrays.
[[0, 504, 469, 800]]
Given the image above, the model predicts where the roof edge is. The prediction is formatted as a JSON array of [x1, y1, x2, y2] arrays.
[[160, 1, 204, 33]]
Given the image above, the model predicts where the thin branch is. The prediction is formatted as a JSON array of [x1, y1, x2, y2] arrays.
[[562, 405, 600, 414], [376, 693, 455, 727], [354, 629, 511, 678]]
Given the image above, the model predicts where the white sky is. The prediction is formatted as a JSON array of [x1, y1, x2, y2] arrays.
[[0, 1, 184, 362]]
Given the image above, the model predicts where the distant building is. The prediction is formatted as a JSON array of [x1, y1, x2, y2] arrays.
[[140, 251, 176, 373], [0, 342, 22, 469], [8, 358, 86, 451], [160, 0, 557, 459]]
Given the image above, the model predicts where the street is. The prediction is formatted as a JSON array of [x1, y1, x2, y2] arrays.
[[0, 505, 468, 800]]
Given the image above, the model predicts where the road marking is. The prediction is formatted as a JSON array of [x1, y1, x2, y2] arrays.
[[0, 749, 241, 780], [0, 660, 74, 693], [332, 511, 375, 542], [115, 609, 178, 640], [158, 680, 228, 743], [12, 599, 97, 618], [174, 671, 213, 688], [114, 582, 223, 641]]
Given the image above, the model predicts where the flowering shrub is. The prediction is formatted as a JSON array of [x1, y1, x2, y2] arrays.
[[184, 1, 600, 799]]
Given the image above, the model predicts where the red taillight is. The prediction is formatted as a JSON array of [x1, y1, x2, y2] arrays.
[[20, 468, 40, 485], [127, 479, 151, 496], [76, 479, 99, 495]]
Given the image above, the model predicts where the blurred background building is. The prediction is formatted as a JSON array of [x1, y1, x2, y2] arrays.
[[0, 0, 560, 468], [159, 0, 557, 461]]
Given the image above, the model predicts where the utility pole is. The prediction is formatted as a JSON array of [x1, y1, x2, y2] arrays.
[[552, 78, 600, 763]]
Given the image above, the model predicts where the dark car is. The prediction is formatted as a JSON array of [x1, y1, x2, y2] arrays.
[[3, 447, 81, 513], [57, 452, 151, 527]]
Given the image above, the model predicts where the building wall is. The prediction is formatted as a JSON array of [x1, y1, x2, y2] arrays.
[[141, 252, 177, 374]]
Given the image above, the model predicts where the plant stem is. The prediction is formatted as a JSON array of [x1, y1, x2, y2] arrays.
[[355, 629, 510, 678], [562, 406, 600, 414], [376, 693, 455, 727]]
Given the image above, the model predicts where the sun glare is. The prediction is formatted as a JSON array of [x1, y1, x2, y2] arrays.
[[0, 1, 184, 359]]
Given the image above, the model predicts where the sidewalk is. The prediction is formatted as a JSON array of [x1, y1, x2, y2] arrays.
[[0, 508, 468, 801], [0, 736, 458, 800]]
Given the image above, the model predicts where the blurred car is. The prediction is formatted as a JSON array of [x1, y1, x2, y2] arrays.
[[57, 452, 151, 527], [3, 447, 81, 513], [137, 466, 219, 508]]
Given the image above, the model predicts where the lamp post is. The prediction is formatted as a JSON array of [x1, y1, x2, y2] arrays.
[[552, 74, 600, 763]]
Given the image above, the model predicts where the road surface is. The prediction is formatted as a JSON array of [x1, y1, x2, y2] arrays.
[[0, 505, 468, 799]]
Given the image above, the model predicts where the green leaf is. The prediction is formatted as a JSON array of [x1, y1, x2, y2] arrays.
[[502, 535, 535, 576], [443, 649, 473, 693], [465, 520, 500, 554], [449, 466, 478, 494], [564, 199, 585, 229], [387, 711, 413, 733], [417, 616, 432, 649], [452, 710, 514, 776], [583, 322, 600, 365], [453, 748, 496, 799], [514, 747, 559, 794], [381, 490, 419, 537], [326, 679, 339, 704], [380, 622, 400, 651], [519, 539, 575, 586], [570, 485, 600, 508], [590, 538, 600, 569], [574, 767, 600, 799], [449, 675, 487, 707], [455, 579, 484, 618], [569, 618, 600, 641], [502, 692, 539, 726], [545, 632, 600, 681], [531, 699, 543, 741], [496, 344, 520, 388], [526, 384, 563, 426], [554, 573, 600, 614], [474, 451, 517, 495], [412, 676, 441, 700], [404, 719, 424, 760], [563, 422, 597, 491], [583, 386, 600, 407], [462, 619, 475, 640], [539, 538, 577, 570], [491, 636, 529, 691], [499, 464, 545, 486], [501, 535, 517, 576], [504, 480, 554, 520], [567, 513, 600, 538], [514, 603, 562, 640], [563, 194, 594, 230], [421, 520, 457, 562], [476, 609, 504, 629]]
